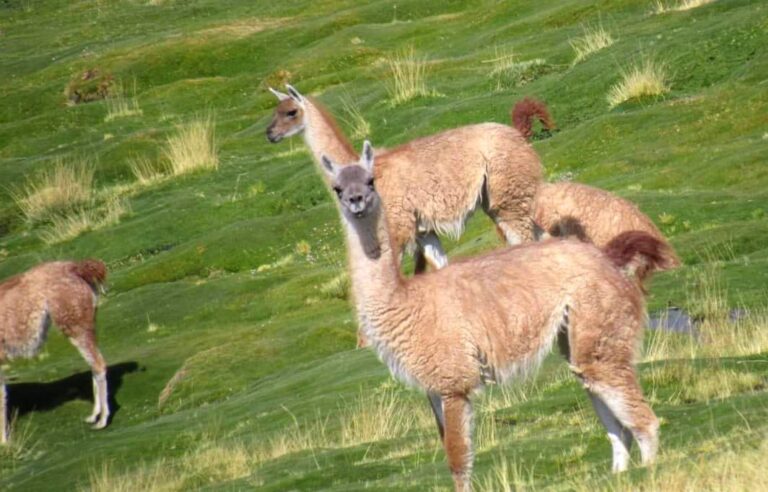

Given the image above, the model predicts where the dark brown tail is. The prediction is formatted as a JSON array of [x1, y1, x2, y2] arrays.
[[511, 97, 555, 140], [72, 259, 108, 290], [603, 231, 680, 286]]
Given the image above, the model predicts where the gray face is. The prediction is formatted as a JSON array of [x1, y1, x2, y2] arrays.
[[332, 166, 378, 219]]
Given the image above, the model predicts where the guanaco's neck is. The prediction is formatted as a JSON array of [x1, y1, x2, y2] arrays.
[[303, 98, 358, 176], [341, 206, 405, 323]]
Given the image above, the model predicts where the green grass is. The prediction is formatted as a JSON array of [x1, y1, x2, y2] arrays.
[[0, 0, 767, 490]]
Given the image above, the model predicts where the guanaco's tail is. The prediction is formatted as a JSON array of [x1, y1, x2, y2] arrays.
[[602, 231, 680, 286], [72, 259, 108, 290], [511, 97, 555, 140]]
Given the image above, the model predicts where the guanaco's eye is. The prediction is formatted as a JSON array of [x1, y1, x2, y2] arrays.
[[367, 178, 375, 190], [332, 186, 342, 197], [286, 109, 298, 117]]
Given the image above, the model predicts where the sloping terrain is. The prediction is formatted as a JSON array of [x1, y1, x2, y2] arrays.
[[0, 0, 766, 490]]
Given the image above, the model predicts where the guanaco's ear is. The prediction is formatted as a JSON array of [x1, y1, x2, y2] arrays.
[[360, 140, 375, 173], [285, 84, 305, 107], [321, 155, 338, 177], [268, 87, 289, 101]]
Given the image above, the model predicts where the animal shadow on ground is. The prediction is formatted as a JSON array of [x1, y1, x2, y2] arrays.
[[7, 361, 141, 424]]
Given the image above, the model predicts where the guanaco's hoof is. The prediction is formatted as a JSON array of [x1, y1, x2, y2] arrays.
[[91, 421, 109, 430]]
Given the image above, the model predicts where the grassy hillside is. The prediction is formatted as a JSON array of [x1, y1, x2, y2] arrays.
[[0, 0, 767, 490]]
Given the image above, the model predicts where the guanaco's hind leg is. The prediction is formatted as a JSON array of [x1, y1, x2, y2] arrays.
[[0, 373, 6, 444], [588, 392, 633, 472], [69, 331, 109, 429], [577, 370, 659, 472], [441, 394, 473, 492], [415, 232, 448, 271], [427, 392, 445, 440]]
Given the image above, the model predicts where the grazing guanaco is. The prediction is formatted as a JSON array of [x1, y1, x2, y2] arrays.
[[533, 181, 680, 279], [322, 141, 669, 491], [0, 260, 109, 442]]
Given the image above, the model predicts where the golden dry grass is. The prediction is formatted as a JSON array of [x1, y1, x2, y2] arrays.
[[339, 96, 371, 140], [652, 0, 715, 14], [644, 258, 768, 362], [569, 436, 767, 491], [318, 271, 350, 300], [104, 79, 142, 122], [339, 387, 432, 446], [83, 461, 183, 492], [607, 57, 669, 107], [38, 196, 130, 245], [482, 46, 547, 91], [0, 415, 39, 462], [570, 24, 615, 65], [385, 46, 432, 105], [164, 115, 219, 176], [181, 441, 254, 485], [129, 156, 167, 186], [12, 159, 94, 222], [645, 362, 765, 404], [475, 455, 534, 492]]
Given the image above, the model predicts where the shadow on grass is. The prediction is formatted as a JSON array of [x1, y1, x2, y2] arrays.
[[7, 361, 141, 423]]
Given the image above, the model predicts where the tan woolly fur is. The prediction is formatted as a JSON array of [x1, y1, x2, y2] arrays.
[[0, 260, 110, 443], [532, 181, 680, 281], [266, 84, 542, 265], [322, 142, 661, 491]]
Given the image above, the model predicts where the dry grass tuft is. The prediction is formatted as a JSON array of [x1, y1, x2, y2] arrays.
[[475, 455, 534, 492], [12, 159, 94, 222], [83, 461, 183, 492], [129, 156, 167, 186], [570, 24, 614, 65], [181, 441, 254, 484], [0, 415, 39, 462], [339, 387, 431, 446], [644, 256, 768, 362], [319, 271, 350, 300], [570, 437, 767, 491], [339, 96, 371, 140], [385, 46, 433, 105], [483, 46, 547, 91], [38, 196, 130, 245], [652, 0, 715, 14], [645, 362, 764, 404], [104, 79, 142, 122], [164, 115, 219, 176], [607, 57, 669, 107]]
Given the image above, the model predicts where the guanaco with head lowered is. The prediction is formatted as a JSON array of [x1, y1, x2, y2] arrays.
[[266, 85, 543, 274], [0, 260, 110, 443], [533, 181, 680, 281], [322, 141, 670, 491]]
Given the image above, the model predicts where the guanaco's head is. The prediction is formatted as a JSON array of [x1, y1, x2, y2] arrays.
[[266, 84, 306, 143], [322, 140, 378, 220]]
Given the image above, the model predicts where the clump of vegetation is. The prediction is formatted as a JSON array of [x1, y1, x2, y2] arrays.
[[652, 0, 716, 15], [607, 56, 669, 107], [319, 271, 349, 300], [12, 159, 94, 222], [84, 461, 182, 492], [38, 196, 130, 245], [570, 23, 614, 65], [64, 69, 114, 105], [164, 115, 219, 175], [339, 96, 371, 140], [483, 47, 547, 91], [104, 79, 142, 122], [339, 387, 431, 446], [129, 156, 167, 186], [385, 46, 433, 105]]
